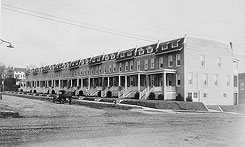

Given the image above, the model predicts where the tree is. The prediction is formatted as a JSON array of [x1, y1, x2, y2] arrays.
[[0, 63, 6, 79]]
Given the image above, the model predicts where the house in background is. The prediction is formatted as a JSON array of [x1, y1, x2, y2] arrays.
[[23, 36, 238, 105], [14, 67, 26, 87], [239, 73, 245, 104]]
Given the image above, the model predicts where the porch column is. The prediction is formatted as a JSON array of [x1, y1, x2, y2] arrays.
[[107, 77, 110, 87], [81, 78, 83, 88], [77, 78, 79, 87], [138, 74, 140, 91], [70, 79, 73, 87], [125, 75, 127, 90], [118, 75, 121, 86], [88, 77, 90, 90], [163, 72, 166, 97], [58, 79, 61, 89], [51, 80, 53, 88], [146, 74, 149, 91]]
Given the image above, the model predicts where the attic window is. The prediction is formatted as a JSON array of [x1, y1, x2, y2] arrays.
[[120, 52, 125, 58], [80, 60, 84, 65], [146, 46, 153, 53], [172, 42, 178, 48], [127, 51, 132, 56], [105, 55, 110, 61], [161, 44, 168, 50], [97, 58, 100, 62], [111, 54, 115, 59], [92, 58, 96, 62], [138, 48, 144, 55]]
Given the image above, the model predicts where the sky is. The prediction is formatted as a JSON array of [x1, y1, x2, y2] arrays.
[[0, 0, 245, 72]]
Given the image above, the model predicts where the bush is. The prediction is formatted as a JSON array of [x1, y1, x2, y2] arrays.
[[134, 92, 140, 99], [106, 91, 112, 98], [186, 96, 193, 102], [33, 90, 37, 93], [78, 90, 84, 96], [20, 89, 23, 92], [47, 90, 49, 94], [51, 90, 56, 94], [30, 90, 32, 93], [97, 90, 101, 97], [158, 94, 164, 100], [148, 92, 155, 100], [176, 93, 184, 101]]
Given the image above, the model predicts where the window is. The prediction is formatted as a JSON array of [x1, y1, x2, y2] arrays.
[[159, 57, 164, 68], [97, 57, 100, 62], [111, 54, 115, 59], [144, 59, 148, 70], [172, 42, 178, 48], [119, 63, 122, 72], [168, 55, 173, 67], [109, 65, 112, 73], [200, 55, 205, 67], [125, 62, 129, 71], [188, 92, 192, 98], [104, 55, 109, 61], [138, 49, 144, 55], [130, 61, 134, 71], [193, 93, 198, 98], [234, 75, 238, 87], [120, 53, 125, 58], [217, 57, 221, 68], [241, 82, 245, 90], [92, 58, 96, 62], [176, 54, 181, 66], [161, 44, 168, 50], [151, 58, 155, 69], [214, 74, 218, 86], [203, 74, 208, 86], [137, 61, 140, 71], [188, 72, 193, 85], [87, 68, 90, 74], [226, 75, 230, 86], [234, 62, 238, 70], [146, 46, 153, 53], [176, 74, 181, 86], [203, 93, 207, 98], [104, 66, 107, 73], [127, 51, 132, 56], [223, 93, 227, 98], [113, 63, 116, 72], [99, 65, 102, 73]]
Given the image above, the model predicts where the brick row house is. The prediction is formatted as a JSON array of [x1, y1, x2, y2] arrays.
[[23, 36, 239, 105]]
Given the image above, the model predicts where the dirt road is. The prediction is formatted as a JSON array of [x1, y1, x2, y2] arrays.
[[0, 95, 245, 147]]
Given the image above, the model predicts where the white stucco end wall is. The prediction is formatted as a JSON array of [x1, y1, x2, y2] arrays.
[[184, 36, 234, 105]]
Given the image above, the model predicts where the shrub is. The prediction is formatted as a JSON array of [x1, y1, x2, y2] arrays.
[[148, 92, 155, 100], [30, 90, 32, 93], [33, 90, 37, 93], [20, 89, 23, 92], [97, 90, 101, 97], [134, 92, 140, 99], [176, 93, 184, 101], [186, 96, 193, 102], [47, 90, 49, 94], [51, 90, 56, 94], [106, 91, 112, 98], [78, 90, 84, 96], [158, 94, 164, 100]]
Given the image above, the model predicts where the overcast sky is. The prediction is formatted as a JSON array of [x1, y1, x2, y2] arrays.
[[0, 0, 245, 72]]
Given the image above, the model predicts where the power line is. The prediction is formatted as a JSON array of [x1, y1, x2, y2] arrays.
[[2, 4, 158, 43]]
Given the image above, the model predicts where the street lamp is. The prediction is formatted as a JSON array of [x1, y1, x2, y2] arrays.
[[0, 39, 14, 48]]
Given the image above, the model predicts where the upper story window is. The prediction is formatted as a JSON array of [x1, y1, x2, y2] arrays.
[[130, 60, 134, 71], [234, 62, 238, 70], [146, 46, 153, 53], [217, 57, 221, 68], [113, 63, 116, 72], [137, 61, 140, 70], [109, 65, 112, 73], [188, 72, 193, 85], [111, 54, 115, 60], [226, 75, 230, 86], [214, 74, 218, 86], [161, 44, 168, 50], [125, 62, 129, 71], [120, 53, 125, 58], [159, 57, 164, 69], [168, 55, 173, 67], [172, 42, 178, 48], [119, 63, 122, 72], [87, 68, 90, 74], [151, 58, 154, 69], [144, 59, 148, 70], [240, 82, 245, 90], [176, 54, 181, 66], [99, 65, 102, 73], [200, 55, 205, 67], [127, 51, 132, 56], [104, 55, 109, 61], [138, 49, 144, 55], [203, 73, 208, 86], [234, 75, 238, 87], [104, 66, 107, 73]]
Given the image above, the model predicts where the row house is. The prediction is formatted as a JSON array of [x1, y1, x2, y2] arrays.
[[23, 36, 239, 105]]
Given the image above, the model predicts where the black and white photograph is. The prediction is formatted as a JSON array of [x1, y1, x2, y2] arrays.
[[0, 0, 245, 146]]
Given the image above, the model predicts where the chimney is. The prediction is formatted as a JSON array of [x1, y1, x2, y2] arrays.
[[229, 42, 233, 50]]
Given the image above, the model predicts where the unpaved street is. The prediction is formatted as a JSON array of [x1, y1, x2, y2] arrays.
[[0, 95, 245, 147]]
